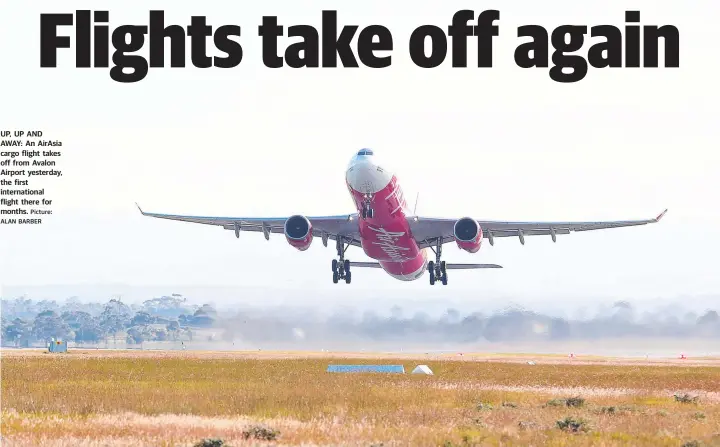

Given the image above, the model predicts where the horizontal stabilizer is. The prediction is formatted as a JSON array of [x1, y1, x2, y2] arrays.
[[349, 262, 383, 268], [444, 263, 503, 269], [349, 262, 502, 269]]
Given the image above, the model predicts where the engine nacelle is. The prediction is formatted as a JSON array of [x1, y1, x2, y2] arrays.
[[284, 215, 313, 251], [453, 217, 483, 253]]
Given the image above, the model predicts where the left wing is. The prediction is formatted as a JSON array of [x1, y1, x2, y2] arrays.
[[409, 209, 667, 248], [135, 203, 362, 247]]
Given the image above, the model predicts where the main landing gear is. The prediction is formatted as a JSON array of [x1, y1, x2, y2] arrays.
[[361, 193, 374, 219], [332, 237, 352, 284], [427, 239, 448, 286]]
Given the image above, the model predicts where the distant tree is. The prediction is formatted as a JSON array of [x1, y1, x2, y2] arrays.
[[166, 321, 181, 341], [154, 328, 168, 341], [695, 310, 720, 337], [100, 299, 132, 342], [195, 304, 217, 317], [61, 310, 93, 327], [141, 294, 194, 318], [3, 318, 31, 346], [130, 311, 153, 326], [63, 296, 84, 312], [75, 321, 105, 343], [126, 327, 144, 344], [697, 310, 719, 325], [61, 310, 104, 343], [190, 304, 217, 327], [37, 299, 60, 313], [0, 316, 7, 342], [32, 310, 73, 343]]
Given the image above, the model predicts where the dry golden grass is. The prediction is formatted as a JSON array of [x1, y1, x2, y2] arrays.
[[2, 349, 719, 446]]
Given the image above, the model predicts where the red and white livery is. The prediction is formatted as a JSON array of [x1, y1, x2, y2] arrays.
[[137, 149, 667, 285]]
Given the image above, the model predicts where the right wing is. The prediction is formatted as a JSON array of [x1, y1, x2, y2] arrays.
[[135, 204, 362, 247], [410, 209, 667, 248]]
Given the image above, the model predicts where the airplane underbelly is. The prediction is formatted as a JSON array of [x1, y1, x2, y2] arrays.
[[379, 252, 428, 281], [349, 169, 426, 280], [358, 210, 426, 281]]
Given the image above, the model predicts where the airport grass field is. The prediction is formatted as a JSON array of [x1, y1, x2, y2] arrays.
[[2, 350, 719, 446]]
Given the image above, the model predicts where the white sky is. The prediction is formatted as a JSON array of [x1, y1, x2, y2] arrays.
[[1, 1, 719, 307]]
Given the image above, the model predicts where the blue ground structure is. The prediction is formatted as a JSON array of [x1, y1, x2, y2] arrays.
[[327, 364, 405, 373]]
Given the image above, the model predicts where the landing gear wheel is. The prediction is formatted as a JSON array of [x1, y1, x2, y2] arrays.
[[428, 240, 449, 286], [332, 237, 353, 284]]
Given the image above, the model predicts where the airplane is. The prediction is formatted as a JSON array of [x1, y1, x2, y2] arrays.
[[137, 148, 667, 285]]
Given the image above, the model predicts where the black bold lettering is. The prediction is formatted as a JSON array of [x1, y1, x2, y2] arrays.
[[149, 10, 186, 68], [321, 10, 358, 67], [589, 25, 622, 68], [110, 25, 149, 83], [40, 13, 73, 67], [448, 10, 474, 68], [75, 10, 91, 67], [357, 25, 392, 68], [259, 16, 284, 68], [409, 25, 447, 68], [93, 11, 109, 67], [625, 11, 641, 68], [550, 25, 588, 82], [214, 25, 243, 68], [476, 9, 500, 68], [286, 25, 319, 68], [187, 16, 212, 68], [644, 25, 679, 67], [514, 25, 548, 68]]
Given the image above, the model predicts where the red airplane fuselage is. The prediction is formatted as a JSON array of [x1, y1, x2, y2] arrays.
[[346, 151, 428, 280]]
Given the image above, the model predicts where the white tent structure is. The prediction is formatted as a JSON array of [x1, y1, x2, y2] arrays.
[[411, 365, 434, 375]]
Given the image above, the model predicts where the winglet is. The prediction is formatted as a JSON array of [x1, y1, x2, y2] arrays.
[[135, 202, 146, 215], [655, 208, 668, 222]]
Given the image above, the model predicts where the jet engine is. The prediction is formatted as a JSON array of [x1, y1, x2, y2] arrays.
[[284, 215, 313, 251], [453, 217, 483, 253]]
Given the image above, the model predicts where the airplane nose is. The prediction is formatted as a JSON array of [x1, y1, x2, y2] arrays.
[[346, 158, 392, 194]]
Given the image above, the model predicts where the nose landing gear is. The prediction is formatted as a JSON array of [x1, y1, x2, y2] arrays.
[[332, 237, 352, 284], [361, 194, 374, 219], [427, 239, 448, 285]]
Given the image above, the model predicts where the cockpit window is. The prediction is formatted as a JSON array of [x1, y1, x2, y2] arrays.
[[357, 148, 374, 156]]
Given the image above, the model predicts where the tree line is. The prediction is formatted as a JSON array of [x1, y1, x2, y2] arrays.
[[1, 294, 217, 347]]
